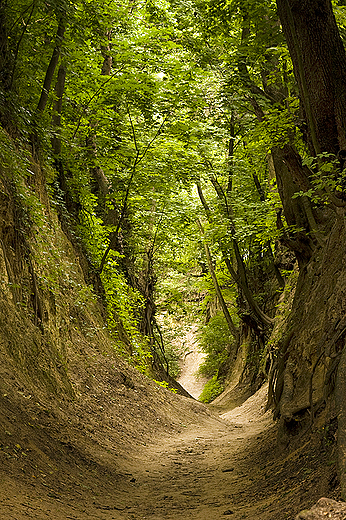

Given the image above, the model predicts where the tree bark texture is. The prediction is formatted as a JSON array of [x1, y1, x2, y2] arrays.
[[276, 0, 346, 154], [0, 0, 10, 91], [336, 344, 346, 499], [51, 65, 66, 156], [271, 146, 316, 266]]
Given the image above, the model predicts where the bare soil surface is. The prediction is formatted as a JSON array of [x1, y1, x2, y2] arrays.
[[124, 385, 339, 520], [0, 373, 339, 520], [0, 327, 339, 520]]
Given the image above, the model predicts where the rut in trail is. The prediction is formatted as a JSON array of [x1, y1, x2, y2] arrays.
[[115, 330, 333, 520], [125, 384, 275, 520], [121, 385, 334, 520]]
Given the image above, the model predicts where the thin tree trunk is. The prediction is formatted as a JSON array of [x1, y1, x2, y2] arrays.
[[9, 1, 36, 91], [197, 181, 273, 326], [101, 30, 112, 75], [36, 16, 66, 114], [226, 112, 235, 194], [252, 172, 285, 290], [87, 34, 113, 199], [197, 218, 240, 343], [51, 64, 66, 156], [0, 0, 11, 91], [207, 174, 274, 327], [99, 113, 167, 273]]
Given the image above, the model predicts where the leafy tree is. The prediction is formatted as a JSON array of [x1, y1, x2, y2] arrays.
[[0, 0, 303, 396]]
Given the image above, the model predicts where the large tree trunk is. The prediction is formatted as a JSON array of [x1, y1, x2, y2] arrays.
[[276, 0, 346, 155]]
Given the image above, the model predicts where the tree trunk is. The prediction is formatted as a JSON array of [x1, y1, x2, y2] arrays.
[[51, 65, 66, 156], [87, 34, 113, 200], [0, 0, 10, 92], [197, 218, 240, 343], [271, 146, 315, 267], [236, 7, 330, 260], [336, 344, 346, 500], [207, 174, 274, 327], [276, 0, 346, 155], [36, 16, 66, 115]]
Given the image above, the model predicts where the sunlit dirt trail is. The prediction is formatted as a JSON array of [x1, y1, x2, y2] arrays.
[[123, 385, 277, 520], [127, 330, 280, 519], [177, 325, 209, 399], [0, 382, 334, 520], [115, 384, 334, 520], [0, 334, 335, 520]]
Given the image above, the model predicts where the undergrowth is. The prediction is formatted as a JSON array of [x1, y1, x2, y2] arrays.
[[198, 312, 232, 378], [199, 375, 224, 403]]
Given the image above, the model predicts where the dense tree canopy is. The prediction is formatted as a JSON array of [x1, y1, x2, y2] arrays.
[[0, 0, 290, 374]]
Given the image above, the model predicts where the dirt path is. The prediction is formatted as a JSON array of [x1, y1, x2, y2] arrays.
[[177, 325, 209, 399], [0, 382, 337, 520], [0, 385, 274, 520], [125, 385, 275, 520], [120, 386, 337, 520]]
